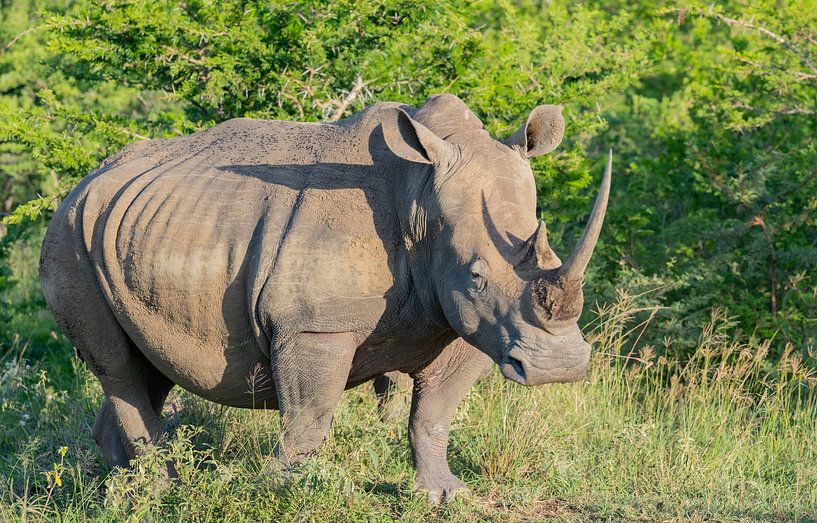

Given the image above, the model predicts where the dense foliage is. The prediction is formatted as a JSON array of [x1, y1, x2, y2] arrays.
[[1, 1, 815, 356]]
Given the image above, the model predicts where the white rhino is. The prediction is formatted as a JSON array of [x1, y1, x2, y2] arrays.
[[39, 94, 611, 502]]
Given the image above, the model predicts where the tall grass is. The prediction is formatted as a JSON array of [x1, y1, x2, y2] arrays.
[[1, 289, 815, 521]]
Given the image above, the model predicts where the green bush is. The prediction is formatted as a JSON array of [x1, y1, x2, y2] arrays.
[[3, 0, 815, 358]]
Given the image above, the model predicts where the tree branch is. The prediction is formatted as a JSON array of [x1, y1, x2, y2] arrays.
[[4, 25, 40, 50], [734, 56, 817, 81], [674, 8, 817, 76], [734, 102, 817, 115], [330, 76, 366, 121]]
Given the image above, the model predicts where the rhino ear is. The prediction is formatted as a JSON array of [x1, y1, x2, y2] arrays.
[[383, 108, 455, 165], [505, 104, 565, 159]]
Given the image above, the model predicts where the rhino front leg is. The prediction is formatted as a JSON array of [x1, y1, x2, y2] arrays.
[[271, 332, 358, 465], [409, 339, 492, 503]]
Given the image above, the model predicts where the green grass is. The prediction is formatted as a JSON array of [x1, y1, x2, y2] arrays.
[[1, 289, 816, 521]]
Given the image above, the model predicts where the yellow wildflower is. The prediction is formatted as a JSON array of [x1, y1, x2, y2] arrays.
[[52, 463, 62, 487]]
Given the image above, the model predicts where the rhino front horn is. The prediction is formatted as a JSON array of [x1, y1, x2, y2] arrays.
[[558, 150, 613, 281]]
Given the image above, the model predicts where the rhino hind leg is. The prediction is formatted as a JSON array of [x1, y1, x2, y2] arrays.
[[53, 321, 174, 471], [91, 354, 176, 465], [409, 339, 492, 503], [85, 336, 175, 474], [373, 371, 412, 422], [92, 399, 129, 468], [40, 229, 174, 471], [60, 315, 174, 469]]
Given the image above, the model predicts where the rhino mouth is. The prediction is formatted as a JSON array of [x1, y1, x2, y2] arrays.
[[501, 356, 526, 383], [499, 346, 528, 384], [497, 338, 591, 386]]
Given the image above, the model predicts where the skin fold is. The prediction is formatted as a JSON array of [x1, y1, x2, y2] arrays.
[[39, 94, 611, 502]]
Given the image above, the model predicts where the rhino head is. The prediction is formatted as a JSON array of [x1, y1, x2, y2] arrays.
[[384, 95, 611, 386]]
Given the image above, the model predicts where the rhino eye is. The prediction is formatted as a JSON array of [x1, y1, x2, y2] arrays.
[[469, 259, 489, 294]]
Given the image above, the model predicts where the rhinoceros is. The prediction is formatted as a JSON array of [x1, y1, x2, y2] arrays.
[[39, 94, 611, 502]]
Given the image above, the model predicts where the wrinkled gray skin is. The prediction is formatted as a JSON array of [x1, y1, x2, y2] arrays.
[[40, 94, 611, 502]]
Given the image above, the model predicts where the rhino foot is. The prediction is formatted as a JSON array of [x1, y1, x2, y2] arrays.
[[414, 471, 470, 503]]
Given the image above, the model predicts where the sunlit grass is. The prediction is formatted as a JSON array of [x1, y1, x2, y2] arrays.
[[1, 291, 816, 521]]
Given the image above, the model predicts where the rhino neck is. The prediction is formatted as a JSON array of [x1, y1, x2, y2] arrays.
[[342, 102, 453, 334], [390, 161, 449, 331]]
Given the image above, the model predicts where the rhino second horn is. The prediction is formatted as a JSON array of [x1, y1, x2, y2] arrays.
[[520, 221, 561, 270], [558, 149, 613, 281]]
